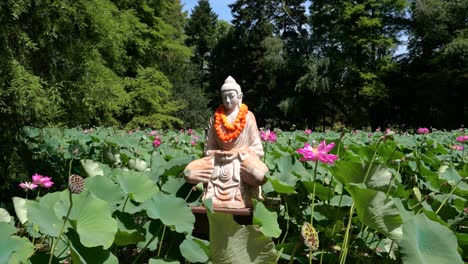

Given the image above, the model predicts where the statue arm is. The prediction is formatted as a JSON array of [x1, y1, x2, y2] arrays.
[[204, 115, 218, 156], [246, 112, 264, 158]]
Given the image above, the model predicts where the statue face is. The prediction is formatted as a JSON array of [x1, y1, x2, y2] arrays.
[[221, 90, 241, 111]]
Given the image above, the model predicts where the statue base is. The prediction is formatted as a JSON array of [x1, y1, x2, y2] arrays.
[[191, 206, 252, 240]]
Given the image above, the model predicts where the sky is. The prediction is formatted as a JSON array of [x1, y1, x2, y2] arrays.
[[181, 0, 235, 22]]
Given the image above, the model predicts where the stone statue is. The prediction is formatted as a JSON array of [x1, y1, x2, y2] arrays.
[[184, 76, 268, 208]]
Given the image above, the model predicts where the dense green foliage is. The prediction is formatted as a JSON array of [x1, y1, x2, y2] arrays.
[[0, 0, 466, 246], [1, 127, 466, 263]]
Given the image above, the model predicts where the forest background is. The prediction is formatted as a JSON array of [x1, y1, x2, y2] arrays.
[[0, 0, 466, 195]]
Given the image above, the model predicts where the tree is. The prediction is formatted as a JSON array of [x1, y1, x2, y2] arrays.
[[309, 0, 407, 128], [393, 0, 468, 128], [210, 0, 278, 126], [185, 0, 218, 76]]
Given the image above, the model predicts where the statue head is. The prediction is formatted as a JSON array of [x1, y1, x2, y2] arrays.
[[221, 76, 243, 111]]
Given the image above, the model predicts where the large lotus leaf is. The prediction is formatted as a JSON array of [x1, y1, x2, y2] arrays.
[[161, 177, 186, 195], [455, 232, 468, 259], [420, 163, 445, 192], [439, 165, 468, 195], [180, 236, 210, 263], [27, 192, 63, 237], [347, 184, 403, 242], [85, 176, 124, 205], [399, 214, 463, 264], [301, 180, 332, 201], [7, 236, 35, 264], [142, 192, 195, 234], [129, 158, 149, 172], [0, 223, 34, 264], [252, 200, 281, 238], [0, 208, 11, 223], [67, 229, 118, 264], [208, 212, 276, 264], [81, 159, 110, 177], [12, 197, 28, 224], [333, 161, 393, 191], [149, 258, 180, 264], [150, 152, 167, 181], [329, 195, 354, 207], [276, 155, 309, 177], [137, 220, 160, 251], [55, 190, 117, 249], [113, 211, 145, 246], [266, 171, 297, 194], [116, 170, 158, 203], [164, 155, 196, 176]]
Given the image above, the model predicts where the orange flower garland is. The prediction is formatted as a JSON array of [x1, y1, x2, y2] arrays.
[[214, 104, 248, 142]]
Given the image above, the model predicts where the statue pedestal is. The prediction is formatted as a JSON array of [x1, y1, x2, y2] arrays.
[[191, 206, 252, 240]]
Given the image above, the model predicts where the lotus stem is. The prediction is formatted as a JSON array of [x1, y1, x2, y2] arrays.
[[132, 233, 158, 264], [340, 138, 382, 264], [435, 178, 463, 214], [121, 195, 129, 213], [48, 190, 72, 264], [157, 225, 167, 257]]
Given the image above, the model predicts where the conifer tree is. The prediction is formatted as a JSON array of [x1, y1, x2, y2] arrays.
[[185, 0, 218, 76]]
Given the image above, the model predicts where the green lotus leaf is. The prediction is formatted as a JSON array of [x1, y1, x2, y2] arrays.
[[439, 165, 468, 193], [253, 200, 281, 238], [142, 192, 194, 234], [137, 220, 160, 251], [266, 171, 297, 194], [329, 195, 353, 207], [208, 212, 276, 263], [399, 213, 463, 264], [67, 229, 118, 264], [149, 258, 180, 264], [81, 159, 110, 177], [276, 155, 308, 177], [0, 208, 11, 223], [116, 170, 158, 203], [55, 190, 117, 249], [150, 152, 167, 181], [86, 176, 124, 205], [161, 177, 186, 195], [180, 236, 210, 263], [129, 158, 149, 172], [114, 211, 145, 246], [27, 192, 63, 237], [347, 183, 403, 242], [333, 161, 393, 191], [12, 197, 28, 225], [0, 222, 34, 264], [164, 155, 196, 176]]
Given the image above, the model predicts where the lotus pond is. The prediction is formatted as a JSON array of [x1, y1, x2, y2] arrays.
[[1, 127, 467, 263]]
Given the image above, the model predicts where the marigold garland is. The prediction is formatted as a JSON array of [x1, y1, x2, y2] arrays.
[[214, 104, 248, 142]]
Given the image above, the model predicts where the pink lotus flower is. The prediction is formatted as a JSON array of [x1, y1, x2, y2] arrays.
[[260, 129, 277, 142], [190, 140, 196, 146], [19, 182, 38, 191], [417, 127, 430, 134], [297, 140, 338, 164], [456, 135, 468, 142], [149, 130, 157, 136], [32, 173, 54, 188], [304, 129, 312, 135], [451, 145, 464, 151], [153, 137, 162, 147]]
